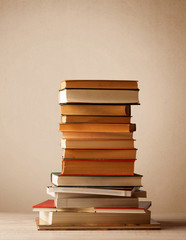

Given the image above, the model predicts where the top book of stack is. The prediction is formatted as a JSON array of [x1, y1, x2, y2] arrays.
[[59, 80, 139, 104]]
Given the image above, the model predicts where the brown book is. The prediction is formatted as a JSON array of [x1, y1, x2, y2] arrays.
[[61, 115, 131, 124], [59, 123, 136, 133], [60, 80, 138, 90], [62, 149, 137, 159], [62, 159, 135, 175], [61, 139, 135, 149], [62, 131, 133, 139], [60, 104, 130, 116]]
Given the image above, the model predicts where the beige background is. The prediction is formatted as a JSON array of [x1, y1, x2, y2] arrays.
[[0, 0, 186, 213]]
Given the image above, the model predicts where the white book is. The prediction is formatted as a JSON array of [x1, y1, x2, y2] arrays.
[[47, 186, 136, 197]]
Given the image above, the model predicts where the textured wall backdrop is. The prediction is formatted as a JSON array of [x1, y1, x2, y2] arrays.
[[0, 0, 186, 213]]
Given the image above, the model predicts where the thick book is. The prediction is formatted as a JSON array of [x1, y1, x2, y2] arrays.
[[33, 200, 151, 225], [60, 104, 131, 116], [62, 159, 135, 175], [60, 80, 138, 90], [54, 197, 138, 208], [39, 210, 151, 225], [51, 172, 142, 187], [59, 123, 136, 133], [59, 89, 139, 104], [62, 149, 137, 159], [61, 139, 135, 149], [62, 131, 133, 139], [61, 115, 131, 124], [46, 186, 136, 197]]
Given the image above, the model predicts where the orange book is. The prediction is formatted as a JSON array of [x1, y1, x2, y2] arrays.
[[62, 159, 135, 176], [61, 139, 135, 149], [61, 115, 131, 124], [62, 131, 133, 139], [60, 80, 138, 90], [60, 104, 130, 116], [59, 123, 136, 133], [62, 149, 137, 159]]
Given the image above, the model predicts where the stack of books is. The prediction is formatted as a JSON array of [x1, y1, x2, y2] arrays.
[[33, 80, 160, 230]]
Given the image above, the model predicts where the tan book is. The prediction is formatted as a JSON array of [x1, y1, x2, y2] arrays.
[[37, 200, 151, 225], [60, 104, 130, 116], [59, 89, 139, 104], [61, 115, 131, 123], [55, 197, 138, 208], [62, 159, 135, 175], [51, 172, 142, 187], [61, 139, 135, 149], [60, 80, 138, 90], [39, 210, 151, 225], [62, 131, 133, 139], [62, 149, 137, 159], [59, 123, 136, 133]]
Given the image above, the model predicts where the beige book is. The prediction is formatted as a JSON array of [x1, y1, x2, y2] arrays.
[[59, 89, 139, 104], [39, 210, 151, 225], [55, 197, 138, 208]]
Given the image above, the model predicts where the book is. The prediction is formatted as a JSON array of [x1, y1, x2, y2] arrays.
[[61, 115, 131, 124], [94, 201, 151, 214], [33, 200, 151, 225], [39, 210, 151, 225], [62, 131, 133, 139], [33, 200, 150, 212], [59, 89, 139, 104], [59, 123, 136, 133], [62, 149, 137, 159], [60, 104, 131, 116], [54, 197, 139, 208], [51, 172, 142, 187], [61, 139, 135, 149], [61, 159, 135, 175], [46, 186, 137, 197], [47, 190, 146, 199], [60, 80, 138, 90]]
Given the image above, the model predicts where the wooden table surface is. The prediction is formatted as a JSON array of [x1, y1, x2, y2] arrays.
[[0, 213, 186, 240]]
